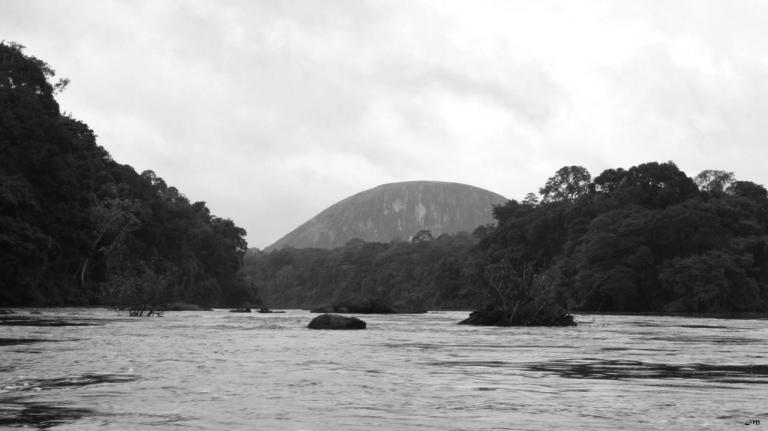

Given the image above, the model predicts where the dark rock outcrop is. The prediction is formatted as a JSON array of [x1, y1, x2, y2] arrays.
[[266, 181, 507, 250], [311, 298, 396, 314], [308, 314, 366, 330], [460, 304, 577, 327], [229, 308, 252, 313]]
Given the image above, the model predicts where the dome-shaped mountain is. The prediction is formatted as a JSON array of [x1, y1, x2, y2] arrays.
[[266, 181, 508, 250]]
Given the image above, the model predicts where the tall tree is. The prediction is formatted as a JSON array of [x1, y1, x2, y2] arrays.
[[539, 166, 591, 203], [694, 170, 735, 193]]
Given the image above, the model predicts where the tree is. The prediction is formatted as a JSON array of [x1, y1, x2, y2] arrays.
[[694, 170, 734, 193], [411, 229, 434, 243], [79, 197, 142, 288], [660, 250, 763, 312], [727, 181, 768, 201], [620, 161, 698, 207], [481, 261, 535, 313], [593, 168, 627, 193], [539, 166, 591, 203], [522, 192, 539, 206]]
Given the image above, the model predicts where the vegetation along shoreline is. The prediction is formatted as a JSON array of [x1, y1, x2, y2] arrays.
[[3, 42, 768, 326]]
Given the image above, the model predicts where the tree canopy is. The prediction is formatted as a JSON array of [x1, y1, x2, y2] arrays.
[[246, 163, 768, 314], [539, 165, 591, 203], [481, 163, 768, 313]]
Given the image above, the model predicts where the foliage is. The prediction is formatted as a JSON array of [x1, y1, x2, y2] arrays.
[[0, 42, 251, 307], [539, 165, 591, 203], [695, 170, 734, 193], [7, 43, 766, 315], [485, 163, 768, 313], [247, 162, 768, 315], [243, 232, 485, 310], [411, 229, 434, 243]]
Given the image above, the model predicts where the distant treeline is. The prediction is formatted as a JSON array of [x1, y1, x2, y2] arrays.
[[244, 232, 487, 310], [0, 42, 255, 307], [246, 163, 768, 313]]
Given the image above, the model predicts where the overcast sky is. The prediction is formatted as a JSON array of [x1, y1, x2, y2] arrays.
[[4, 1, 768, 248]]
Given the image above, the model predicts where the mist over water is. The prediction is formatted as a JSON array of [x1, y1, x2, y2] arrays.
[[1, 310, 766, 430]]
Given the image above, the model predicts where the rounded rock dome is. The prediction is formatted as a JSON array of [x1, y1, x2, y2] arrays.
[[265, 181, 508, 250]]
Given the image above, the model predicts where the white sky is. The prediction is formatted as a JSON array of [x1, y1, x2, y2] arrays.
[[4, 0, 768, 248]]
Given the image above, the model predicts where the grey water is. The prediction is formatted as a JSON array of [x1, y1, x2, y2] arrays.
[[1, 309, 767, 430]]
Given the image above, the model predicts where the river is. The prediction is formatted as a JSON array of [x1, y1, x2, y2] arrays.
[[1, 309, 766, 430]]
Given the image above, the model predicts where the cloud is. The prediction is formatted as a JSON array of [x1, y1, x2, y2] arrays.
[[3, 0, 768, 247]]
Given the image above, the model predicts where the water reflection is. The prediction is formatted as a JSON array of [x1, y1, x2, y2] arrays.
[[0, 314, 102, 327], [0, 398, 96, 430], [3, 373, 138, 392], [0, 338, 60, 346], [526, 359, 768, 383]]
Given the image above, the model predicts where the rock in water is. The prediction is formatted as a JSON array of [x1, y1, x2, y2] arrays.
[[459, 304, 577, 327], [229, 308, 252, 313], [459, 309, 509, 326], [308, 314, 366, 330], [265, 181, 507, 250]]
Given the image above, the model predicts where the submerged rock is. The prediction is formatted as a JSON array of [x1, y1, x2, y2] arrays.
[[308, 314, 366, 330], [229, 308, 252, 313], [460, 303, 576, 327]]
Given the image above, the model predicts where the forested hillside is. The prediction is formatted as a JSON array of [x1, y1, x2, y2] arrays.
[[0, 42, 255, 307], [246, 163, 768, 314]]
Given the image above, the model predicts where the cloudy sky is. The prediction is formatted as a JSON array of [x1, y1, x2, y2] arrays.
[[3, 1, 768, 248]]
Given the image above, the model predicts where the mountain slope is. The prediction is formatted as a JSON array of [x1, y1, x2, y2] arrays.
[[266, 181, 507, 250]]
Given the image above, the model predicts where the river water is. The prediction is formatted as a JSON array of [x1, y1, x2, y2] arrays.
[[1, 309, 766, 430]]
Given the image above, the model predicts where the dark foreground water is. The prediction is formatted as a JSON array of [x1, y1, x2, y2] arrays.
[[1, 309, 766, 430]]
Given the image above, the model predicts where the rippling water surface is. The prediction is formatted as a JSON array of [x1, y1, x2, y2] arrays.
[[1, 309, 767, 430]]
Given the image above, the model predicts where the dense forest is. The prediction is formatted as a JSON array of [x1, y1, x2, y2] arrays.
[[0, 42, 256, 308], [4, 42, 768, 315], [246, 163, 768, 314], [244, 231, 486, 311]]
